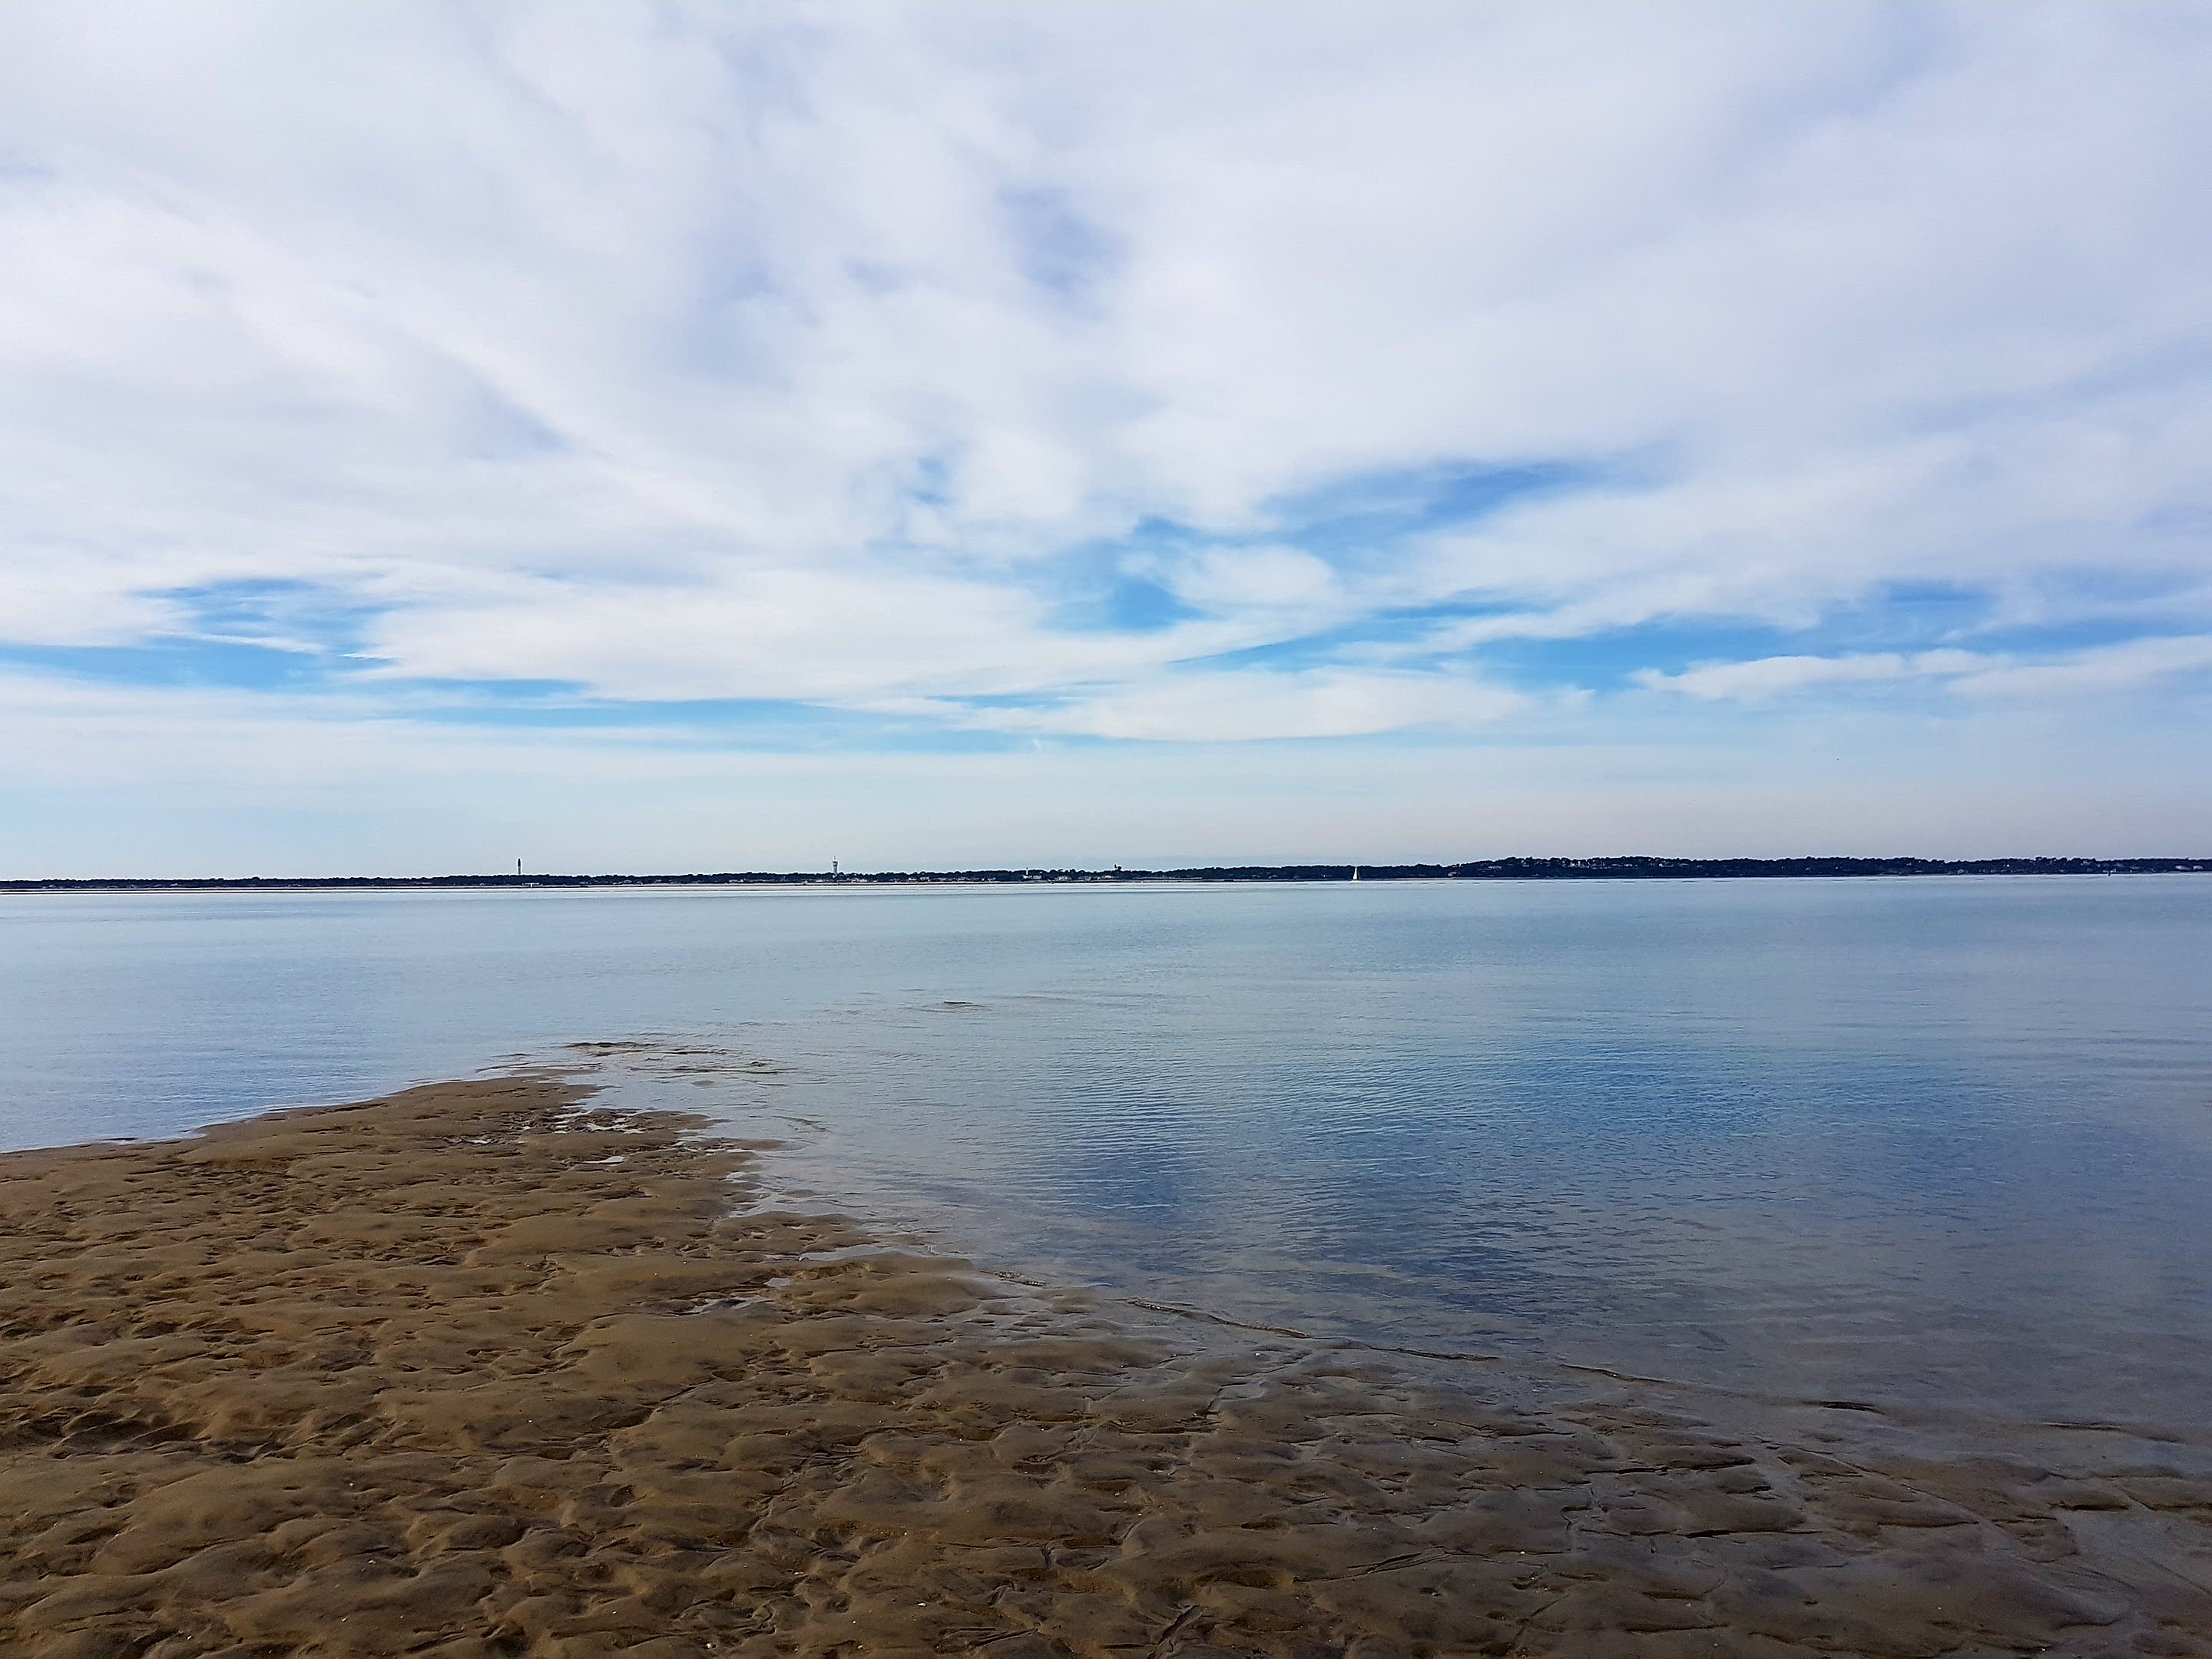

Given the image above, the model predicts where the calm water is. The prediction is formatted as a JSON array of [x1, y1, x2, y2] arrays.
[[2, 879, 2207, 1432]]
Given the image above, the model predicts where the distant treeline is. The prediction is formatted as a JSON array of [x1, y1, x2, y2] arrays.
[[5, 856, 2209, 892]]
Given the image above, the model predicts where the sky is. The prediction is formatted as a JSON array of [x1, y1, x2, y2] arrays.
[[2, 2, 2209, 875]]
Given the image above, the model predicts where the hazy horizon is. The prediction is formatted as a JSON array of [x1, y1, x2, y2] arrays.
[[4, 3, 2209, 875]]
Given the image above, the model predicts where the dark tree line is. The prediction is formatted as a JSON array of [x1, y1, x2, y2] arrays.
[[6, 855, 2207, 892]]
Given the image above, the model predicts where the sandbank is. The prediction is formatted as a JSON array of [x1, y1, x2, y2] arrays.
[[2, 1077, 2207, 1656]]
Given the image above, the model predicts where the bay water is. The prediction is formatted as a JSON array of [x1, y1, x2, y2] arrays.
[[3, 876, 2207, 1434]]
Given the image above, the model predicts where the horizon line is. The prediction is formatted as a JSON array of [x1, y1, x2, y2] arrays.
[[5, 855, 2210, 892]]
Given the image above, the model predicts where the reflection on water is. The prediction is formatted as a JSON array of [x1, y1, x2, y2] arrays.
[[2, 877, 2208, 1431]]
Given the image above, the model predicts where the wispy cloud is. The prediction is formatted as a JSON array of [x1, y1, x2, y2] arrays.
[[1638, 651, 1984, 701], [1638, 636, 2212, 703], [963, 667, 1531, 744], [1951, 634, 2212, 699]]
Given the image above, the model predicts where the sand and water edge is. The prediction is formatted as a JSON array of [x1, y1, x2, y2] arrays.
[[2, 1074, 2208, 1658]]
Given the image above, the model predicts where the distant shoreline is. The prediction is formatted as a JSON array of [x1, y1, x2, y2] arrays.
[[5, 855, 2209, 892]]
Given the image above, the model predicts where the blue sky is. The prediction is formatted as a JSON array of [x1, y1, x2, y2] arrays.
[[0, 3, 2208, 873]]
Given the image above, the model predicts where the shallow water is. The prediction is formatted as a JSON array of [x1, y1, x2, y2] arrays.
[[2, 877, 2207, 1432]]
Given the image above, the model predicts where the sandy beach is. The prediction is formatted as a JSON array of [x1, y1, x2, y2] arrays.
[[2, 1076, 2207, 1657]]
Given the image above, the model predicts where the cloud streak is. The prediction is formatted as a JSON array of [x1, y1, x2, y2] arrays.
[[1639, 636, 2212, 702]]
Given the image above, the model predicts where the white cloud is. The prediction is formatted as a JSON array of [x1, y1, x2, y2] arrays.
[[1639, 637, 2212, 703], [0, 3, 2208, 859], [975, 667, 1528, 743], [1159, 545, 1342, 614], [1950, 634, 2212, 699], [1638, 651, 1982, 701]]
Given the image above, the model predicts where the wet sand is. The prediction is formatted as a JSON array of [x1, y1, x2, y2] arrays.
[[2, 1078, 2208, 1657]]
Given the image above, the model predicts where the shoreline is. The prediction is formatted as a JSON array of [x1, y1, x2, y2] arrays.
[[4, 1080, 2209, 1655], [6, 856, 2212, 893]]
